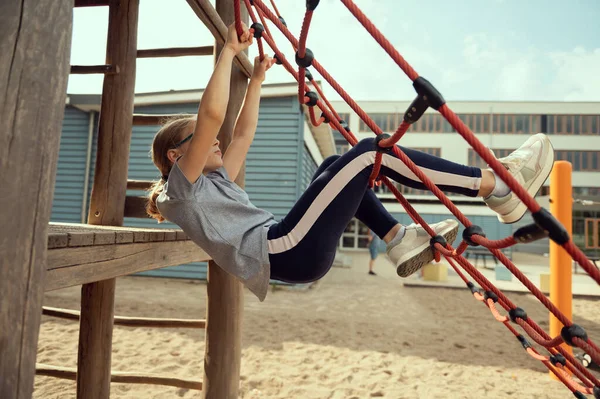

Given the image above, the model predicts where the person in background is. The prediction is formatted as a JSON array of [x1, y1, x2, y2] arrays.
[[367, 229, 381, 276]]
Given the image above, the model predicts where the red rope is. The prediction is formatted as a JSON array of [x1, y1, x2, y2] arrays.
[[233, 0, 600, 393]]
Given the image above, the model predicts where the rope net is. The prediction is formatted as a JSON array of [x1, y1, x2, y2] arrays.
[[233, 1, 600, 397]]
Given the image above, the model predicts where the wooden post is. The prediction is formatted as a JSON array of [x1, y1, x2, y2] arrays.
[[549, 161, 573, 379], [202, 2, 248, 398], [76, 0, 139, 398], [0, 1, 72, 398]]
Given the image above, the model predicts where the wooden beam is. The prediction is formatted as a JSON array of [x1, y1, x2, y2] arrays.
[[70, 64, 118, 75], [124, 195, 150, 218], [132, 113, 174, 126], [137, 46, 214, 58], [127, 180, 154, 191], [202, 2, 248, 399], [74, 0, 109, 6], [46, 240, 210, 291], [36, 364, 202, 390], [77, 0, 139, 397], [0, 1, 72, 397], [186, 0, 254, 79], [42, 307, 207, 328]]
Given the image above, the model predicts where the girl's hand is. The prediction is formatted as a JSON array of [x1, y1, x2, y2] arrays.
[[251, 55, 276, 83], [225, 22, 252, 54]]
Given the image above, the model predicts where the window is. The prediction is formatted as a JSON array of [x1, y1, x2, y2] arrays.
[[555, 151, 600, 171], [546, 115, 600, 135], [491, 114, 540, 134], [358, 113, 399, 133], [584, 219, 600, 249], [468, 148, 515, 169], [340, 219, 371, 249]]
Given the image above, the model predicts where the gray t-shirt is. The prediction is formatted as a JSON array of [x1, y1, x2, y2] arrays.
[[156, 161, 276, 301]]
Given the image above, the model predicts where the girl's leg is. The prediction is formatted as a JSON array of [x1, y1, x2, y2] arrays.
[[268, 134, 553, 283], [267, 138, 468, 283]]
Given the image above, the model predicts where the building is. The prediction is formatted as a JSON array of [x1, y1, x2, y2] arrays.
[[52, 89, 600, 279], [329, 100, 600, 258], [52, 82, 335, 280]]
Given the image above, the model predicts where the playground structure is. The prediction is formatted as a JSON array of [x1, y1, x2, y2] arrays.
[[2, 0, 252, 398], [229, 0, 600, 397], [2, 1, 600, 399]]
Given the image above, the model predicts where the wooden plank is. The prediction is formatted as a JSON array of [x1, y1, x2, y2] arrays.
[[77, 0, 139, 397], [74, 0, 109, 6], [42, 307, 207, 328], [127, 179, 154, 190], [132, 114, 173, 126], [36, 364, 202, 390], [0, 1, 72, 397], [70, 64, 118, 75], [137, 46, 214, 58], [124, 195, 151, 219], [186, 0, 254, 79], [202, 2, 248, 398], [45, 240, 211, 291]]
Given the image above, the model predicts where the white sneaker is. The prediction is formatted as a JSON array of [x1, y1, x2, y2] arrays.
[[387, 219, 459, 278], [483, 133, 554, 224]]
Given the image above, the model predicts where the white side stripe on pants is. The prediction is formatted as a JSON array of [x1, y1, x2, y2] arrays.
[[267, 151, 481, 254]]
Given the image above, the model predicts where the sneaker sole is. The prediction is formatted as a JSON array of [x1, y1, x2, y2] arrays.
[[499, 136, 555, 224], [396, 224, 459, 278]]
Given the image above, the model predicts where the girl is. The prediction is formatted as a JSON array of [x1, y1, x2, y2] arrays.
[[148, 24, 554, 302]]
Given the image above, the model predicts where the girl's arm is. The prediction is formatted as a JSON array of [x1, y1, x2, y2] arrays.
[[177, 23, 252, 184], [223, 55, 275, 181]]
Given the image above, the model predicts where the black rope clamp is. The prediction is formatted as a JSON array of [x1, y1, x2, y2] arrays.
[[278, 16, 287, 27], [250, 22, 264, 39], [549, 353, 567, 366], [375, 133, 392, 152], [483, 290, 498, 303], [320, 112, 330, 124], [413, 76, 446, 111], [593, 386, 600, 399], [403, 95, 429, 125], [516, 334, 532, 350], [561, 324, 588, 347], [429, 234, 447, 249], [462, 225, 486, 246], [304, 91, 318, 107], [513, 223, 549, 244], [509, 307, 528, 323], [273, 53, 283, 65], [466, 282, 480, 295], [304, 68, 313, 81], [295, 48, 314, 68], [306, 0, 320, 11], [338, 119, 350, 132], [532, 207, 570, 245]]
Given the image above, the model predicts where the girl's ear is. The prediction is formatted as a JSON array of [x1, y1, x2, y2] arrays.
[[167, 149, 180, 164]]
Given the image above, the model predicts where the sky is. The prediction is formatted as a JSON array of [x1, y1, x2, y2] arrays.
[[68, 0, 600, 102]]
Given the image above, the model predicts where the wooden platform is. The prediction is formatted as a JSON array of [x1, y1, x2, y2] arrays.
[[46, 223, 211, 291]]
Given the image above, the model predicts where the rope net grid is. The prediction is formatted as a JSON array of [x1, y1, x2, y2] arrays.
[[233, 1, 600, 397]]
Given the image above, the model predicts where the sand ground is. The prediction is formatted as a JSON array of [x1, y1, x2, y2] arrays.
[[34, 252, 600, 398]]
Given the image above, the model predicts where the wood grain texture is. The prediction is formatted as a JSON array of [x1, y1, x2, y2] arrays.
[[46, 240, 210, 291], [77, 0, 139, 397], [43, 307, 207, 329], [37, 364, 202, 390], [0, 1, 72, 398], [202, 2, 248, 398], [186, 0, 254, 78], [137, 46, 214, 58]]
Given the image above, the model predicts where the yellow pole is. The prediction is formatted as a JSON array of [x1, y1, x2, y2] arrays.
[[549, 160, 573, 379]]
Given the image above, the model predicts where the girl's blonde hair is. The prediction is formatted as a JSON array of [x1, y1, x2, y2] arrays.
[[147, 114, 196, 222]]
